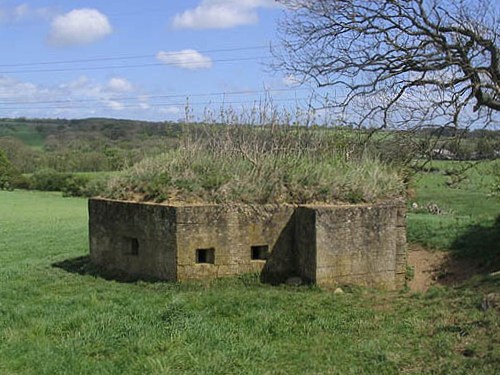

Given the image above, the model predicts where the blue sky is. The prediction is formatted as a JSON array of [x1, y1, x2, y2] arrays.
[[0, 0, 308, 121]]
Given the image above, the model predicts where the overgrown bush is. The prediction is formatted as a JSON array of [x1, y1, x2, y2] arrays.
[[491, 160, 500, 198], [105, 126, 405, 205], [29, 169, 74, 192], [64, 175, 109, 198], [0, 148, 22, 190], [27, 169, 107, 197], [60, 174, 92, 197], [0, 137, 42, 174]]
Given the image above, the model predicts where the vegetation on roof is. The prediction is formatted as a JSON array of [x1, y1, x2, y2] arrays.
[[103, 126, 406, 205]]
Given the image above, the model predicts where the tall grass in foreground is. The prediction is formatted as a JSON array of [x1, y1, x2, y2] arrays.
[[105, 126, 405, 204]]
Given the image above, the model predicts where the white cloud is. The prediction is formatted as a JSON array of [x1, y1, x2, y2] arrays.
[[159, 106, 182, 115], [0, 75, 201, 120], [105, 100, 125, 110], [0, 3, 54, 24], [48, 8, 112, 47], [138, 96, 151, 110], [59, 76, 102, 98], [0, 75, 47, 100], [283, 74, 301, 86], [0, 75, 133, 114], [107, 77, 133, 93], [156, 49, 213, 70], [172, 0, 278, 29], [58, 76, 133, 102], [13, 4, 29, 19]]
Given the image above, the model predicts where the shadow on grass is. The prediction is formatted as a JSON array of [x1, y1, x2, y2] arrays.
[[437, 215, 500, 286], [52, 256, 162, 283]]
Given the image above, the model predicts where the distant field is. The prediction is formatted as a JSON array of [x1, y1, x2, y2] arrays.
[[0, 123, 45, 150], [407, 161, 500, 261], [0, 190, 499, 375]]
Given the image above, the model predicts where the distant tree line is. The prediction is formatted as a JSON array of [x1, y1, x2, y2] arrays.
[[0, 118, 183, 194], [1, 117, 499, 195], [0, 118, 182, 174]]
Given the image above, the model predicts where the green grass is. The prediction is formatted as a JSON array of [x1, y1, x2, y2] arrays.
[[407, 161, 500, 253], [412, 161, 497, 216], [1, 190, 499, 374], [406, 160, 500, 280], [0, 124, 45, 150]]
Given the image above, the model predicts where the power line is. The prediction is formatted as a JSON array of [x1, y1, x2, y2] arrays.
[[0, 43, 309, 115], [0, 97, 313, 112], [0, 87, 311, 105], [0, 46, 269, 68], [0, 56, 270, 75]]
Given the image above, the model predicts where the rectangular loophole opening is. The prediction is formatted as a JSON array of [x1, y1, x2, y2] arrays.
[[251, 245, 269, 261], [123, 237, 139, 256], [196, 248, 215, 264]]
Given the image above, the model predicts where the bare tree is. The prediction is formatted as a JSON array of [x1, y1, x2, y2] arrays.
[[274, 0, 500, 132]]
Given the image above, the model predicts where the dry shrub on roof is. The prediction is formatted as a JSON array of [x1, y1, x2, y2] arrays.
[[104, 126, 405, 205]]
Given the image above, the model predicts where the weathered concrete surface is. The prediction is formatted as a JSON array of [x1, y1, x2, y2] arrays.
[[89, 199, 177, 280], [89, 198, 406, 289], [89, 199, 295, 281], [297, 203, 406, 290], [174, 205, 295, 280]]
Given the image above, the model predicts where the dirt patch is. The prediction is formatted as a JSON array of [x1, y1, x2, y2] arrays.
[[407, 244, 495, 292], [407, 244, 448, 292]]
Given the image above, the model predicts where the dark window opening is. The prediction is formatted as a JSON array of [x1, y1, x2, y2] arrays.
[[130, 238, 139, 255], [123, 237, 139, 256], [251, 245, 269, 260], [196, 248, 215, 264]]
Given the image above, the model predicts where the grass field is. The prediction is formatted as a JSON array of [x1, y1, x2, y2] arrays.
[[0, 124, 45, 150], [407, 161, 500, 277], [0, 189, 499, 374]]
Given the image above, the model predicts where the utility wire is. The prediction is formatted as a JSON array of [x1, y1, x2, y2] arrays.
[[0, 56, 270, 75], [0, 46, 269, 68], [0, 97, 312, 111], [0, 44, 310, 114], [0, 87, 310, 105]]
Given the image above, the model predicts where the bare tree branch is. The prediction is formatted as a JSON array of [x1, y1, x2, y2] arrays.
[[273, 0, 500, 130]]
